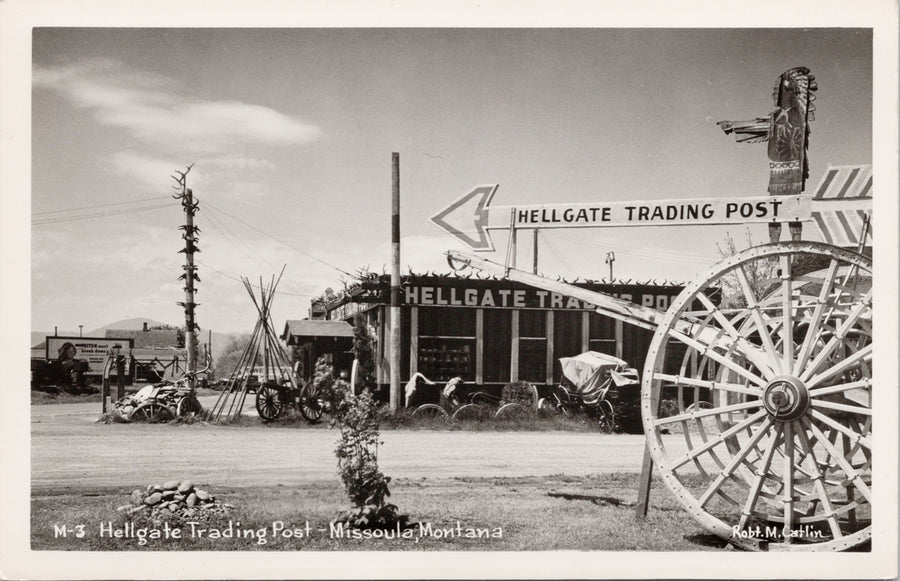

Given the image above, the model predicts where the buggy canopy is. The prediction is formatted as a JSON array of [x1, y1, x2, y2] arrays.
[[558, 351, 636, 394]]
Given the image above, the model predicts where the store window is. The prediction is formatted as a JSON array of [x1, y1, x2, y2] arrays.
[[418, 307, 476, 381], [518, 310, 546, 383], [588, 312, 617, 356], [483, 309, 511, 383], [553, 311, 583, 383]]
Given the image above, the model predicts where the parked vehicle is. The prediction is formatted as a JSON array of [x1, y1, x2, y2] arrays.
[[540, 351, 641, 432]]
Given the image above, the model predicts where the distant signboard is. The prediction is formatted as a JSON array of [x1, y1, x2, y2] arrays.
[[45, 336, 134, 376]]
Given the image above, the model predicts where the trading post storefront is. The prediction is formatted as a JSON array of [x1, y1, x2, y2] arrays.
[[319, 274, 687, 394]]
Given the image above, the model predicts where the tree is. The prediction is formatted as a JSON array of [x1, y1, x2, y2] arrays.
[[715, 228, 777, 309], [212, 334, 252, 379]]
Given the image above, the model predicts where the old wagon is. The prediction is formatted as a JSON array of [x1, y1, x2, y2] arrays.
[[542, 351, 641, 432]]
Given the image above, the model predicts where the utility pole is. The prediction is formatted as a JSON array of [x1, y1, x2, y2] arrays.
[[173, 164, 200, 393], [532, 229, 539, 275], [605, 251, 615, 281], [390, 153, 401, 412]]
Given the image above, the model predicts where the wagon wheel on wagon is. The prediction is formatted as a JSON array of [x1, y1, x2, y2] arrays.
[[642, 242, 872, 551], [255, 384, 284, 422], [451, 403, 493, 421], [130, 401, 175, 423], [412, 403, 449, 419], [299, 381, 325, 423], [176, 395, 204, 418]]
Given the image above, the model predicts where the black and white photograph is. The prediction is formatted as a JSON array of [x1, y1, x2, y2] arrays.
[[1, 1, 897, 578]]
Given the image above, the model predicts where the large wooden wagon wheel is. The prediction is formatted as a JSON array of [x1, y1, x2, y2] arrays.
[[641, 242, 872, 551]]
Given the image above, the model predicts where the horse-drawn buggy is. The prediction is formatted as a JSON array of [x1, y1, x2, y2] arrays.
[[540, 351, 641, 432]]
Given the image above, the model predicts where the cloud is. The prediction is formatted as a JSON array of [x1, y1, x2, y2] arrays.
[[34, 59, 321, 153], [109, 151, 183, 194]]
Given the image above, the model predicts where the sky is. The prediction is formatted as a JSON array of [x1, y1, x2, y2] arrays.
[[29, 27, 873, 335]]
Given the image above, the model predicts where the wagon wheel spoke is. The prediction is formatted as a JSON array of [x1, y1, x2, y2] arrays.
[[666, 327, 768, 388], [654, 399, 763, 427], [698, 417, 773, 508], [799, 289, 873, 384], [734, 266, 782, 366], [782, 421, 796, 540], [694, 291, 777, 379], [737, 424, 782, 532], [808, 410, 871, 450], [653, 373, 762, 397], [803, 417, 872, 504], [806, 344, 873, 390], [670, 410, 767, 470], [793, 259, 841, 375], [795, 425, 845, 539], [810, 399, 871, 417], [808, 378, 871, 398], [778, 254, 796, 374]]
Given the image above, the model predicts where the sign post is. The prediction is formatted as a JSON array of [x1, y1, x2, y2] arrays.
[[431, 186, 814, 255]]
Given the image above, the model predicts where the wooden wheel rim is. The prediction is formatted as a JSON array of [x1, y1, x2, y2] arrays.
[[132, 401, 174, 422], [255, 385, 283, 422], [412, 403, 449, 418], [641, 242, 872, 551]]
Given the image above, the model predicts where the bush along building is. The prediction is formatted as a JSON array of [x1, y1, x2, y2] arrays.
[[284, 272, 701, 403]]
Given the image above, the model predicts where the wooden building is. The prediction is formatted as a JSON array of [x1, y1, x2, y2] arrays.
[[280, 319, 355, 384], [315, 273, 690, 394]]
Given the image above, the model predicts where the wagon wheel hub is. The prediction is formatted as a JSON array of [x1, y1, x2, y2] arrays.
[[762, 375, 809, 422]]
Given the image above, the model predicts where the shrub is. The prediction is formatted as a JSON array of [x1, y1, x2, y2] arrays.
[[501, 380, 537, 408], [317, 358, 409, 530]]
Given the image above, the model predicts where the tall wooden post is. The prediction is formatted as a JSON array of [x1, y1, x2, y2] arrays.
[[390, 153, 401, 412], [532, 229, 539, 274], [173, 164, 199, 393]]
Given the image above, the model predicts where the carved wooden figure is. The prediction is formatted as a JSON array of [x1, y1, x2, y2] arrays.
[[718, 67, 818, 242]]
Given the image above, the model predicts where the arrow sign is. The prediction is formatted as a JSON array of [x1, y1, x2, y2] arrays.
[[431, 185, 813, 252], [809, 164, 873, 247], [429, 184, 499, 251]]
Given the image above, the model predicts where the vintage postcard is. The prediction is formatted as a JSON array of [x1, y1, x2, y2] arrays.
[[1, 0, 897, 578]]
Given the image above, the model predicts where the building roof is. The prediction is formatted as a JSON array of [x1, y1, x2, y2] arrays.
[[282, 320, 355, 342], [105, 329, 180, 349]]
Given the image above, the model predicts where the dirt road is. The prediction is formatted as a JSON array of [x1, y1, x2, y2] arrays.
[[31, 400, 689, 492]]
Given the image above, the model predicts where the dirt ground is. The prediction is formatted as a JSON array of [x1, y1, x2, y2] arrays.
[[30, 400, 712, 553], [31, 400, 691, 493]]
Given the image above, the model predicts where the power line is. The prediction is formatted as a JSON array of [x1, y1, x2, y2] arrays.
[[201, 200, 355, 277], [195, 259, 314, 297], [202, 206, 282, 273], [201, 205, 312, 296], [32, 203, 173, 226], [32, 195, 171, 216], [540, 235, 580, 277]]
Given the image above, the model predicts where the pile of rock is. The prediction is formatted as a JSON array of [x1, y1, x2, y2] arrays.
[[117, 480, 232, 521]]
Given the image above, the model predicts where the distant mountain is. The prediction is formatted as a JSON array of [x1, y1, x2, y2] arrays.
[[88, 317, 170, 336]]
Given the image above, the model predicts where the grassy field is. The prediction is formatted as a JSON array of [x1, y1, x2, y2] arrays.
[[31, 473, 727, 551]]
